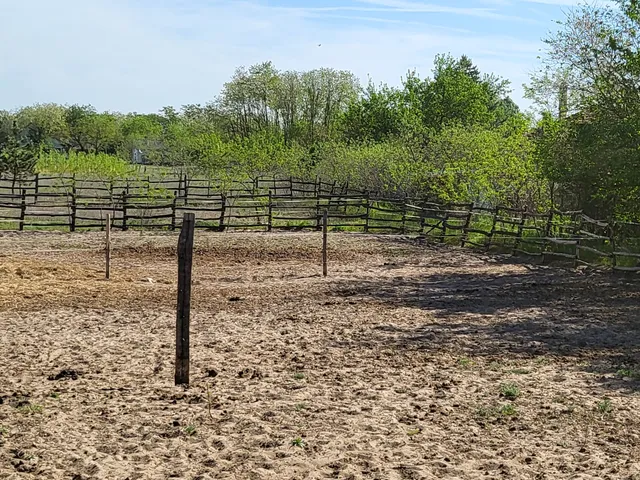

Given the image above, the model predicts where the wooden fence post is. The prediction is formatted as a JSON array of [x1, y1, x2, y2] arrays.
[[183, 175, 189, 206], [34, 173, 39, 204], [219, 194, 227, 232], [460, 203, 474, 247], [440, 208, 449, 243], [19, 189, 26, 231], [175, 213, 195, 386], [513, 208, 527, 255], [122, 190, 128, 231], [323, 209, 328, 277], [610, 222, 617, 269], [106, 213, 111, 280], [268, 190, 273, 232], [70, 184, 77, 232], [364, 194, 370, 234], [171, 191, 178, 231], [486, 206, 499, 249]]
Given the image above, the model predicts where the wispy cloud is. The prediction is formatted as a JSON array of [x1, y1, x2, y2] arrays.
[[0, 0, 580, 113]]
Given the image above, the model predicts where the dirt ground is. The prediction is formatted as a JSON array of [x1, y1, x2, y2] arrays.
[[1, 231, 640, 480]]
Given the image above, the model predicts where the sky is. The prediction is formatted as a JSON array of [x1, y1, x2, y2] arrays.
[[0, 0, 599, 114]]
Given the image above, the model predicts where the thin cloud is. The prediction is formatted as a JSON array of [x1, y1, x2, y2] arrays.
[[0, 0, 566, 112]]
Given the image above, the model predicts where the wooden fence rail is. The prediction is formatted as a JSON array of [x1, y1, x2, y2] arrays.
[[2, 174, 640, 271]]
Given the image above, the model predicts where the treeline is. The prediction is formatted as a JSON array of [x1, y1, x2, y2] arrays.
[[2, 0, 640, 221]]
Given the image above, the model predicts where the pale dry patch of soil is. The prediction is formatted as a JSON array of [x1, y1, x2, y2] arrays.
[[1, 231, 640, 479]]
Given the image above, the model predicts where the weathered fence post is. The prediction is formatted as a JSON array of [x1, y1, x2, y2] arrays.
[[34, 173, 39, 204], [486, 206, 499, 249], [401, 196, 408, 235], [105, 213, 111, 280], [19, 189, 26, 231], [171, 191, 178, 231], [219, 194, 227, 232], [364, 193, 371, 234], [175, 213, 195, 386], [323, 209, 328, 277], [70, 184, 77, 232], [183, 175, 189, 206], [460, 203, 474, 247], [122, 190, 128, 231], [267, 190, 273, 232], [513, 208, 527, 255]]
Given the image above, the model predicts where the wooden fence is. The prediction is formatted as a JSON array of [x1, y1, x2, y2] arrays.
[[2, 174, 640, 272]]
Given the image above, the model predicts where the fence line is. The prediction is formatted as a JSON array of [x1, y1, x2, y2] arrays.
[[1, 174, 640, 272]]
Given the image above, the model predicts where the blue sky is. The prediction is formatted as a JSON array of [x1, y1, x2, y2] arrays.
[[0, 0, 597, 113]]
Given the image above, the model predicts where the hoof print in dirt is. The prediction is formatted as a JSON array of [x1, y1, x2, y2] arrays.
[[206, 369, 218, 378], [48, 369, 80, 381], [238, 368, 263, 380]]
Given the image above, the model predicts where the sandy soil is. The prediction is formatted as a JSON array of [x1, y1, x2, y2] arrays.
[[1, 231, 640, 480]]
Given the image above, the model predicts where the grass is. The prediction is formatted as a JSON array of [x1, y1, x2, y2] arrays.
[[295, 403, 307, 411], [17, 404, 43, 415], [510, 368, 531, 375], [500, 383, 521, 400], [597, 398, 613, 415], [499, 404, 518, 416], [293, 372, 305, 381], [476, 404, 518, 420], [616, 368, 640, 379], [184, 424, 197, 436], [458, 357, 474, 368], [0, 426, 8, 436], [290, 437, 306, 448], [49, 391, 60, 399]]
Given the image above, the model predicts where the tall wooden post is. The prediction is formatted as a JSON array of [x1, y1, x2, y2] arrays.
[[70, 184, 77, 232], [19, 189, 26, 231], [267, 190, 273, 232], [34, 173, 39, 204], [175, 213, 195, 386], [322, 209, 328, 277], [105, 213, 111, 280]]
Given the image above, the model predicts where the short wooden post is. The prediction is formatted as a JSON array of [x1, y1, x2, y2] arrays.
[[171, 191, 178, 231], [267, 190, 273, 232], [70, 184, 77, 232], [183, 175, 189, 206], [175, 213, 195, 386], [322, 209, 328, 277], [34, 173, 39, 204], [105, 213, 111, 280], [219, 194, 227, 232], [121, 190, 128, 231], [401, 198, 407, 235], [364, 194, 371, 233], [19, 189, 26, 231], [513, 208, 527, 255], [460, 203, 474, 247]]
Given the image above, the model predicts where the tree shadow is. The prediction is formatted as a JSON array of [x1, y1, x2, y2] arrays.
[[331, 260, 640, 391]]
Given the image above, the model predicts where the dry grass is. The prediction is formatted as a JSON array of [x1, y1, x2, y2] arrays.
[[1, 231, 640, 479]]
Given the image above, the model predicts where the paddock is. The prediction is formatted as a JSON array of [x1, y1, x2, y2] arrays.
[[1, 231, 639, 479]]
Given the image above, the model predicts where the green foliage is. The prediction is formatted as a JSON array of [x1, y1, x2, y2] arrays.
[[0, 118, 40, 182], [529, 2, 640, 219], [500, 383, 521, 400], [38, 151, 137, 180]]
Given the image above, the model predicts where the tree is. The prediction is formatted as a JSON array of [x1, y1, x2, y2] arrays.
[[528, 1, 640, 218], [0, 119, 41, 191]]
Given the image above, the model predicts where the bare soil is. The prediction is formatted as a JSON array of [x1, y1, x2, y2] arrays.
[[1, 231, 640, 480]]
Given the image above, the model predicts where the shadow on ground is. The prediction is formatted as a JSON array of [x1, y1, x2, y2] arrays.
[[331, 255, 640, 390]]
